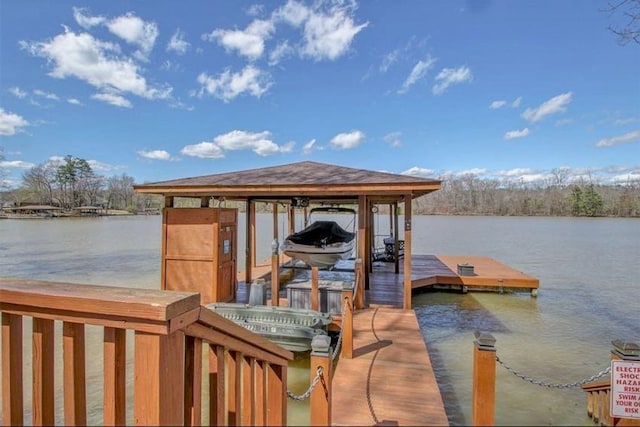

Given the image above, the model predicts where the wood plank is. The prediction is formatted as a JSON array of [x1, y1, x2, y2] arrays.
[[331, 308, 448, 426], [183, 335, 202, 426], [266, 363, 286, 426], [208, 345, 226, 426]]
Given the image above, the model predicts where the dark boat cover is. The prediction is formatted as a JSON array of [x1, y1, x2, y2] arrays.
[[286, 221, 355, 247]]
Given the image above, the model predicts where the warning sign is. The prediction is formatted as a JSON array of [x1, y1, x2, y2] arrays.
[[611, 360, 640, 419]]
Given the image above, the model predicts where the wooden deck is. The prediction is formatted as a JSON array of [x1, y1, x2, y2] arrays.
[[331, 307, 448, 426]]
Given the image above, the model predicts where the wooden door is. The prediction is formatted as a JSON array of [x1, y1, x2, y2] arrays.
[[217, 222, 236, 302]]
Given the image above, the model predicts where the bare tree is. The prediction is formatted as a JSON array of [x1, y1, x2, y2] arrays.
[[604, 0, 640, 44]]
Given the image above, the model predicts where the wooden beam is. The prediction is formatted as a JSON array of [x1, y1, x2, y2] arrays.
[[311, 267, 319, 311], [357, 195, 368, 290], [208, 345, 226, 426], [245, 199, 255, 284], [183, 335, 202, 426]]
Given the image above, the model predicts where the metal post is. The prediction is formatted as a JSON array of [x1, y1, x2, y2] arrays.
[[472, 331, 496, 427], [310, 335, 332, 426]]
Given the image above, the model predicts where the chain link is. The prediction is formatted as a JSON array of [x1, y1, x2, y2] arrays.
[[496, 355, 611, 389], [287, 366, 324, 401]]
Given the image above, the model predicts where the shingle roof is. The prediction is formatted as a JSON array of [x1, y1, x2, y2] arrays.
[[134, 161, 440, 200]]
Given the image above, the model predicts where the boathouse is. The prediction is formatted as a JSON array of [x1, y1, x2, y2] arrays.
[[133, 160, 442, 309]]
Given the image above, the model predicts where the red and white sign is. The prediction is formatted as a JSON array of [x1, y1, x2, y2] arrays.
[[611, 360, 640, 419]]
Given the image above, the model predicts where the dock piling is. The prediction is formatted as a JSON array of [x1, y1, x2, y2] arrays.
[[472, 331, 497, 426]]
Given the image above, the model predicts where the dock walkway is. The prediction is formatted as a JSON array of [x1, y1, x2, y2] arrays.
[[331, 307, 448, 426]]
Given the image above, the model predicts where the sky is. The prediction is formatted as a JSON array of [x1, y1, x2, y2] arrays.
[[1, 0, 639, 188]]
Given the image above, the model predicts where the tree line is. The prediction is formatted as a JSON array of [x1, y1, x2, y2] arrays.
[[1, 154, 638, 217], [1, 155, 162, 213], [413, 173, 639, 217]]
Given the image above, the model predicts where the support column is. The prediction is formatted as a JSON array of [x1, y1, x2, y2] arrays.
[[341, 283, 353, 359], [311, 266, 319, 311], [271, 202, 280, 307], [245, 199, 255, 284], [472, 332, 496, 427], [403, 194, 413, 310], [357, 195, 369, 290]]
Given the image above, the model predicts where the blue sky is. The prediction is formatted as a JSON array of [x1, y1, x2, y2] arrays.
[[1, 0, 639, 188]]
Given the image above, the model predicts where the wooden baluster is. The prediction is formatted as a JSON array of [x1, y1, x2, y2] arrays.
[[472, 332, 496, 427], [311, 267, 319, 311], [254, 360, 266, 426], [2, 313, 24, 426], [63, 322, 87, 426], [184, 335, 202, 426], [33, 318, 54, 426], [133, 330, 184, 426], [209, 345, 226, 426], [228, 350, 239, 425], [310, 335, 332, 426], [103, 327, 126, 426], [266, 363, 287, 426], [241, 356, 255, 426]]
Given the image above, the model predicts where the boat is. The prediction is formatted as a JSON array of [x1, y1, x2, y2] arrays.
[[280, 207, 356, 268], [205, 303, 332, 352]]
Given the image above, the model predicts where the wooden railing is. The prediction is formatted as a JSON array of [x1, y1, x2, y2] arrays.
[[582, 379, 612, 426], [0, 277, 293, 426]]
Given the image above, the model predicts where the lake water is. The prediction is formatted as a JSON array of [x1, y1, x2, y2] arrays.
[[1, 214, 638, 425]]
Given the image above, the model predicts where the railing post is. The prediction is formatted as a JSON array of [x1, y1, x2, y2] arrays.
[[134, 330, 185, 426], [341, 283, 353, 359], [310, 335, 332, 426], [472, 331, 496, 427], [354, 258, 364, 310], [611, 340, 640, 427]]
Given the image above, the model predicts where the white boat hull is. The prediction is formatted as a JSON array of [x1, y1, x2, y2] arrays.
[[281, 239, 355, 268]]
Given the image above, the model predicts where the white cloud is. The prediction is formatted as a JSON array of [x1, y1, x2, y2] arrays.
[[521, 92, 572, 123], [511, 96, 522, 108], [33, 89, 59, 100], [0, 108, 29, 136], [181, 142, 225, 159], [302, 139, 317, 154], [504, 128, 530, 140], [67, 98, 82, 105], [87, 160, 118, 172], [330, 130, 365, 149], [214, 130, 292, 156], [383, 132, 402, 147], [432, 66, 473, 95], [107, 13, 159, 60], [167, 29, 190, 55], [92, 92, 132, 108], [380, 49, 399, 73], [399, 55, 437, 94], [138, 149, 172, 160], [73, 7, 105, 29], [274, 0, 310, 27], [0, 160, 35, 169], [456, 168, 488, 176], [21, 28, 172, 102], [402, 166, 435, 178], [297, 2, 368, 61], [204, 19, 275, 60], [595, 130, 640, 147], [196, 66, 272, 102], [269, 41, 294, 66], [9, 87, 28, 99], [490, 100, 507, 109]]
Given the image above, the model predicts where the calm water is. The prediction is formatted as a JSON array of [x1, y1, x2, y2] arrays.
[[1, 215, 638, 425]]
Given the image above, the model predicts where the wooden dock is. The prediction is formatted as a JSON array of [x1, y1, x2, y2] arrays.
[[331, 307, 449, 426], [409, 254, 539, 295]]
